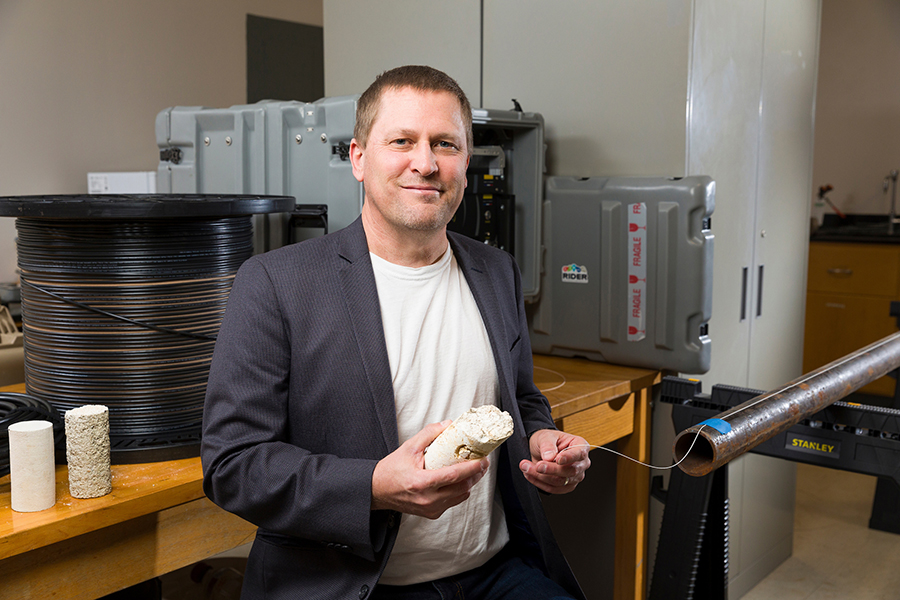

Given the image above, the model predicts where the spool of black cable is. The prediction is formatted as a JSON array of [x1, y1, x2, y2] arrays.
[[0, 195, 295, 463]]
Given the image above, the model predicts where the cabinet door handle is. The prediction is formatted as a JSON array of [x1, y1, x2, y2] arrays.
[[756, 265, 764, 317], [740, 267, 749, 321], [826, 268, 853, 276]]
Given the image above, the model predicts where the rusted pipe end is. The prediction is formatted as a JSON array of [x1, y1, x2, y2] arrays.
[[668, 331, 900, 476], [673, 426, 719, 477]]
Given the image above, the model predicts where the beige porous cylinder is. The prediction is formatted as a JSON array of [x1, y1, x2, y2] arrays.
[[425, 405, 514, 470], [8, 420, 57, 512], [65, 404, 112, 499]]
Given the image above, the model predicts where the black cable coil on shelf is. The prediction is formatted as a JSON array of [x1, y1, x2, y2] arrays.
[[14, 215, 254, 463], [0, 392, 65, 477]]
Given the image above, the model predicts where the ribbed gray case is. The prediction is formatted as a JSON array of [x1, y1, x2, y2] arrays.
[[155, 96, 361, 252], [528, 176, 714, 374]]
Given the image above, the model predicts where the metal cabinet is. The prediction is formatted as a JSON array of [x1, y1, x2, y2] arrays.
[[672, 2, 821, 596]]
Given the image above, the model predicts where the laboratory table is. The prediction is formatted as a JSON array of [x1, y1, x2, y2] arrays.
[[1, 358, 661, 600]]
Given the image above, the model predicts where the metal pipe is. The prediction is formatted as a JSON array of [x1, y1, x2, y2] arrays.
[[673, 330, 900, 477]]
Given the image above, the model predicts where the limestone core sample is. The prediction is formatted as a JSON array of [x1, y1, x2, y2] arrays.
[[424, 405, 514, 470], [65, 404, 112, 499], [8, 420, 57, 512]]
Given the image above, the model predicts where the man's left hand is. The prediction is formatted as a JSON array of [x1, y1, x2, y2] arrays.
[[519, 429, 591, 494]]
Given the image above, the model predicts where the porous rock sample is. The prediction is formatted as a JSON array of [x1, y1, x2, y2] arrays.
[[65, 405, 112, 499], [425, 405, 514, 470]]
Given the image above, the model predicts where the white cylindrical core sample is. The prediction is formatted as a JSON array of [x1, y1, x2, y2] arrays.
[[424, 405, 514, 470], [65, 404, 112, 499], [8, 420, 57, 512]]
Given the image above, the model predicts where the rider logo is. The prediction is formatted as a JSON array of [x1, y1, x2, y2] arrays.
[[561, 264, 588, 284]]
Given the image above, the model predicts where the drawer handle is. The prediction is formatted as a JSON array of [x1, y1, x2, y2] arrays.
[[826, 268, 853, 276]]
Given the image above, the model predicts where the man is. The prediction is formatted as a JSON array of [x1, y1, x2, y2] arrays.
[[201, 65, 590, 600]]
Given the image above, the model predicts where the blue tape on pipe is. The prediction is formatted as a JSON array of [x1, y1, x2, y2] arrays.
[[699, 418, 732, 435]]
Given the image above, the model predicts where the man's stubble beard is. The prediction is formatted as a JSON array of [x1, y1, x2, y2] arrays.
[[385, 181, 464, 232], [398, 199, 461, 232]]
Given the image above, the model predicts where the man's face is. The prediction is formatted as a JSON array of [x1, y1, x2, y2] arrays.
[[351, 86, 470, 234]]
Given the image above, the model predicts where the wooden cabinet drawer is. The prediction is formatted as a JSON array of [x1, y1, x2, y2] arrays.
[[555, 393, 634, 448], [803, 291, 897, 396], [807, 242, 900, 297]]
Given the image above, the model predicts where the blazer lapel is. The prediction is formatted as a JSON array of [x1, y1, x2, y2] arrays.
[[337, 220, 399, 451], [450, 237, 517, 415]]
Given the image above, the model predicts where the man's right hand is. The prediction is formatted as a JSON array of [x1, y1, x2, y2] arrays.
[[371, 420, 489, 520]]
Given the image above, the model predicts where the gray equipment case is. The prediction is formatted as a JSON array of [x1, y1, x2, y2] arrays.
[[155, 96, 361, 253], [528, 176, 714, 374], [156, 99, 713, 373], [155, 99, 546, 303]]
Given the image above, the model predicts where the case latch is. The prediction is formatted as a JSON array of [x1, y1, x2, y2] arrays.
[[159, 148, 183, 165]]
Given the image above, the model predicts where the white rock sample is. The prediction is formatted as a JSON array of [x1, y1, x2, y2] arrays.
[[9, 420, 57, 512], [424, 405, 514, 470], [65, 404, 112, 499]]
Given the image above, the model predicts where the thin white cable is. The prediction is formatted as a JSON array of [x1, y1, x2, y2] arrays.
[[557, 425, 708, 471], [534, 366, 567, 393]]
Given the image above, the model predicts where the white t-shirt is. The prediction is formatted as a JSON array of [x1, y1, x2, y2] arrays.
[[370, 246, 509, 585]]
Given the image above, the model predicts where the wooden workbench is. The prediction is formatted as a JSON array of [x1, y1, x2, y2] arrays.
[[533, 355, 662, 600], [0, 379, 256, 599], [0, 358, 660, 600]]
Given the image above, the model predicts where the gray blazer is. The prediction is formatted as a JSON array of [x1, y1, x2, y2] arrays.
[[201, 217, 584, 599]]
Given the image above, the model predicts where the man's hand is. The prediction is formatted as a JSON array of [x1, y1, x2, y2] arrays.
[[519, 429, 591, 494], [371, 421, 489, 519]]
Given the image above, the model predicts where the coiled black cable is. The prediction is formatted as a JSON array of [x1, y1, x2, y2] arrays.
[[14, 216, 253, 463]]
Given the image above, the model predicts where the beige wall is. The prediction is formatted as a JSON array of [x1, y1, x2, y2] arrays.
[[324, 0, 692, 179], [324, 0, 482, 103], [811, 0, 900, 221], [0, 0, 323, 282], [480, 0, 691, 179]]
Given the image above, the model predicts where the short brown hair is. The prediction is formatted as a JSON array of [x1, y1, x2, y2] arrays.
[[354, 65, 473, 152]]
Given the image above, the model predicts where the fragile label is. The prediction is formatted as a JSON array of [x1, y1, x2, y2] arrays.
[[627, 203, 647, 341]]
